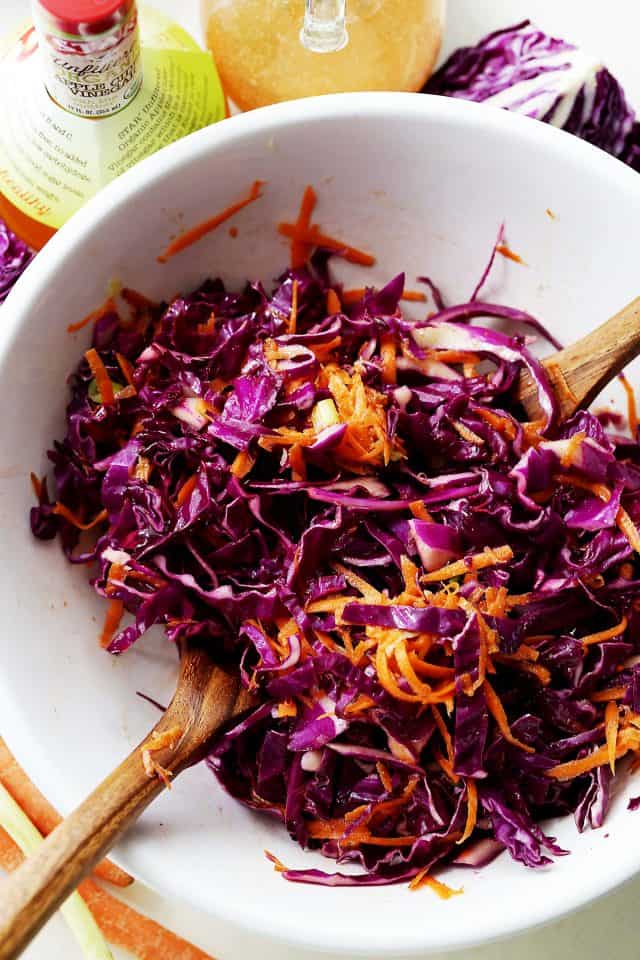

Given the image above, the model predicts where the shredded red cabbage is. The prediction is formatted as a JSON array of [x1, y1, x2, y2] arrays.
[[32, 247, 640, 888], [0, 219, 34, 302]]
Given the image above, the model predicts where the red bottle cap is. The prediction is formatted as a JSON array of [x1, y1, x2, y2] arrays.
[[35, 0, 135, 37]]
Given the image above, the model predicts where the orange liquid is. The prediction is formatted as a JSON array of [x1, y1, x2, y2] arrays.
[[0, 194, 55, 251], [201, 0, 446, 112]]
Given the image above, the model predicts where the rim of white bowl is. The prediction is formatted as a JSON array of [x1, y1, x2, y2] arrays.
[[2, 92, 640, 956]]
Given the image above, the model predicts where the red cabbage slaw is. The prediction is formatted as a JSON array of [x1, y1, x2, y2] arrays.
[[31, 194, 640, 890]]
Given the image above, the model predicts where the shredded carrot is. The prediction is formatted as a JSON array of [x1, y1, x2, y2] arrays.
[[408, 655, 454, 681], [548, 728, 640, 780], [452, 420, 484, 446], [409, 500, 433, 521], [175, 473, 199, 508], [0, 739, 132, 887], [197, 312, 217, 336], [115, 352, 135, 388], [80, 878, 218, 960], [99, 599, 124, 649], [423, 875, 463, 899], [307, 817, 417, 848], [52, 503, 108, 530], [431, 705, 458, 780], [376, 761, 394, 793], [617, 506, 640, 555], [422, 545, 513, 583], [140, 726, 183, 788], [277, 222, 376, 267], [555, 473, 611, 502], [67, 297, 117, 334], [376, 641, 423, 703], [342, 287, 427, 305], [121, 287, 155, 311], [475, 407, 518, 440], [275, 700, 297, 718], [157, 180, 265, 263], [289, 185, 318, 269], [484, 679, 535, 753], [580, 616, 628, 648], [288, 443, 307, 481], [547, 361, 578, 405], [497, 659, 551, 685], [341, 288, 368, 305], [496, 243, 525, 265], [409, 869, 463, 897], [400, 555, 421, 597], [380, 332, 397, 385], [105, 562, 127, 597], [344, 694, 376, 715], [591, 686, 628, 702], [605, 701, 619, 774], [288, 279, 299, 334], [29, 472, 43, 500], [230, 449, 255, 478], [620, 372, 638, 434], [85, 347, 115, 405], [265, 849, 289, 873], [229, 226, 238, 238], [408, 865, 431, 890], [326, 288, 342, 314], [457, 779, 478, 846]]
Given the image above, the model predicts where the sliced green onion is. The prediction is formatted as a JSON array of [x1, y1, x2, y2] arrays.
[[312, 398, 340, 432], [88, 379, 125, 404], [0, 781, 113, 960]]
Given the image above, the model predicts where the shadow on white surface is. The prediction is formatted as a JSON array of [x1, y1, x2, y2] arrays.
[[11, 867, 639, 960]]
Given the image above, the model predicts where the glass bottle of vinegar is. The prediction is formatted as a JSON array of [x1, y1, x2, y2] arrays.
[[201, 0, 447, 112], [0, 0, 226, 249]]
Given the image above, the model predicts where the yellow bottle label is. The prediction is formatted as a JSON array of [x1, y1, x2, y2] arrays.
[[0, 6, 225, 230]]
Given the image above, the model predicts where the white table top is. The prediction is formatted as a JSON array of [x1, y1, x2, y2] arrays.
[[3, 1, 639, 957]]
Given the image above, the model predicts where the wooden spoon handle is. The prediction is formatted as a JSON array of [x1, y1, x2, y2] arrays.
[[518, 295, 640, 421], [0, 655, 246, 960]]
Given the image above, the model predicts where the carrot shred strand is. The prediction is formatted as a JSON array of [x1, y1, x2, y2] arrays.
[[67, 297, 117, 334], [620, 372, 638, 435], [484, 680, 535, 753], [605, 701, 619, 774], [290, 184, 318, 269], [158, 180, 265, 263], [326, 288, 342, 314], [85, 347, 115, 405], [99, 599, 124, 649]]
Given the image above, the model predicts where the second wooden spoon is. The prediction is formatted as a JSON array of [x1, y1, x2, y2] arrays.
[[0, 644, 253, 960], [517, 295, 640, 421]]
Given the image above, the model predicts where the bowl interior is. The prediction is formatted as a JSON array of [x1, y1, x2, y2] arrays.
[[1, 94, 640, 955]]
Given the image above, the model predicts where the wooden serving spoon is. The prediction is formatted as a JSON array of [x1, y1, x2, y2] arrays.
[[0, 644, 253, 960], [517, 296, 640, 421], [2, 296, 640, 960]]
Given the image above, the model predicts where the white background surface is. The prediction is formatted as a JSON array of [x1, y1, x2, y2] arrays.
[[2, 1, 640, 958]]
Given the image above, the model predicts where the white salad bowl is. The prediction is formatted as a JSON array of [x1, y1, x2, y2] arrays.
[[1, 93, 640, 956]]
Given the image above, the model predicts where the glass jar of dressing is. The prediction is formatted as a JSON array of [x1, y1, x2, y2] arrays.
[[200, 0, 447, 112]]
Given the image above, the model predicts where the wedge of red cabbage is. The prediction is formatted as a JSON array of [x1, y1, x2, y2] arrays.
[[0, 219, 33, 302], [31, 243, 640, 888], [425, 20, 640, 172]]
